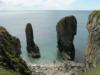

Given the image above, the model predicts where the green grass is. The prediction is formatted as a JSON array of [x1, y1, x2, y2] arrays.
[[80, 65, 100, 75], [0, 66, 21, 75]]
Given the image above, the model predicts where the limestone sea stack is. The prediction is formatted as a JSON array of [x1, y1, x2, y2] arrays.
[[0, 26, 31, 75], [56, 16, 77, 60], [85, 11, 100, 69], [25, 23, 40, 58]]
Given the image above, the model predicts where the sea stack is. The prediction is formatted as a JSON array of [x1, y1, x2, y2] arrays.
[[25, 23, 40, 58], [56, 16, 77, 60], [85, 11, 100, 69]]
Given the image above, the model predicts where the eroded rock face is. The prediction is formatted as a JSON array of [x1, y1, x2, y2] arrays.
[[56, 16, 77, 60], [15, 37, 21, 55], [0, 26, 31, 75], [25, 23, 40, 58], [85, 11, 100, 68]]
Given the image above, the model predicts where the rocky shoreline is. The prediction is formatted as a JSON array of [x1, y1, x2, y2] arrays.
[[28, 61, 85, 75], [0, 11, 100, 75]]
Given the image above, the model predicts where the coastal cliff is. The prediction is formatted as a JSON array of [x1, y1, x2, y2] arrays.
[[0, 26, 31, 75], [85, 11, 100, 68]]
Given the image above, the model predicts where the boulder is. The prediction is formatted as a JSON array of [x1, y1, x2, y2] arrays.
[[0, 26, 31, 75], [25, 23, 40, 58], [85, 11, 100, 68], [56, 16, 77, 60]]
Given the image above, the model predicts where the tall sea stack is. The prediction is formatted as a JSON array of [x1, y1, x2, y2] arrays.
[[56, 16, 77, 60], [85, 11, 100, 68], [25, 23, 40, 58]]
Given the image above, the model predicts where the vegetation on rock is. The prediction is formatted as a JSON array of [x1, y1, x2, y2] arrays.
[[85, 11, 100, 69], [0, 26, 31, 75], [0, 66, 21, 75], [80, 64, 100, 75], [88, 11, 100, 22]]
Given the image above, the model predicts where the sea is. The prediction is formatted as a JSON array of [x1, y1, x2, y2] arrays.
[[0, 11, 91, 64]]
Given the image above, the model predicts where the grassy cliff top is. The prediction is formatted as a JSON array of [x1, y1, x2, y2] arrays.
[[80, 64, 100, 75], [0, 66, 21, 75]]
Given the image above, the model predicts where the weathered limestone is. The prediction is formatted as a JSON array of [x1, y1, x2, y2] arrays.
[[0, 26, 31, 75], [25, 23, 40, 58], [85, 11, 100, 68], [56, 16, 77, 60]]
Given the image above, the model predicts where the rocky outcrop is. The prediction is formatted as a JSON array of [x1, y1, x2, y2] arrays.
[[85, 11, 100, 69], [15, 37, 21, 55], [56, 16, 77, 60], [25, 23, 40, 58], [0, 26, 31, 75]]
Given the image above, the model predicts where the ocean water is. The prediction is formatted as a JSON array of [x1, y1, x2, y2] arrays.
[[0, 11, 91, 64]]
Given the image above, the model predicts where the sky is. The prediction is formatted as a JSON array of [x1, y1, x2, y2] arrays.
[[0, 0, 100, 10]]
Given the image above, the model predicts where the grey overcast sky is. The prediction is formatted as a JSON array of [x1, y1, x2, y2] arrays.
[[0, 0, 100, 10]]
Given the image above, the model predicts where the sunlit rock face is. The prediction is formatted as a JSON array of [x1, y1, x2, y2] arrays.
[[0, 26, 31, 75], [85, 11, 100, 68], [25, 23, 40, 58], [56, 16, 77, 60]]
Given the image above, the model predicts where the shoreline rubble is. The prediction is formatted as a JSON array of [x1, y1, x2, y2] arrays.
[[28, 61, 85, 75]]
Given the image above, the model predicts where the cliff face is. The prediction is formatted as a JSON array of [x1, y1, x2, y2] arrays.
[[25, 23, 40, 58], [85, 11, 100, 68], [0, 26, 31, 75], [56, 16, 77, 60]]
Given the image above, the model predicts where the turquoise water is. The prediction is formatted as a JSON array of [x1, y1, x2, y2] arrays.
[[0, 11, 91, 64]]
